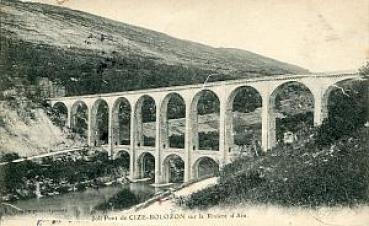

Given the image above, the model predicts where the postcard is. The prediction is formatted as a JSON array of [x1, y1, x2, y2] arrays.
[[1, 0, 368, 225]]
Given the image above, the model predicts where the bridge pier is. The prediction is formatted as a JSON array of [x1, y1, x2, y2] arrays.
[[154, 98, 163, 184], [261, 89, 277, 152], [87, 105, 92, 147], [129, 107, 138, 179], [66, 104, 72, 129], [313, 84, 331, 126], [184, 95, 194, 182], [108, 107, 113, 157], [218, 90, 227, 165]]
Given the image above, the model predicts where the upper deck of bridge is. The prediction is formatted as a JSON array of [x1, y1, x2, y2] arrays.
[[49, 71, 358, 102]]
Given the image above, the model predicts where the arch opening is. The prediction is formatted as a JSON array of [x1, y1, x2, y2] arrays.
[[227, 86, 262, 158], [91, 99, 109, 146], [136, 96, 156, 147], [52, 102, 68, 128], [319, 79, 368, 144], [193, 157, 219, 179], [270, 81, 314, 146], [138, 152, 155, 181], [70, 101, 88, 141], [112, 98, 131, 145], [161, 93, 186, 149], [113, 150, 130, 177], [162, 154, 184, 183], [191, 90, 220, 151]]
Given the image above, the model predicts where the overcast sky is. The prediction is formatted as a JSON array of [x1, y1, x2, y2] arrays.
[[25, 0, 369, 72]]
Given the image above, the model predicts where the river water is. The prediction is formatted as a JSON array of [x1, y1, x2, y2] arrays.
[[11, 183, 157, 218]]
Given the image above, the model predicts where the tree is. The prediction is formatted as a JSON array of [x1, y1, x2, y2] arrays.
[[359, 62, 369, 77]]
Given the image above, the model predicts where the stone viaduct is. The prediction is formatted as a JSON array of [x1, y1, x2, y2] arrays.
[[49, 72, 358, 185]]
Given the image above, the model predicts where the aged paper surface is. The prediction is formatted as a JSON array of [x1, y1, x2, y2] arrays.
[[1, 0, 369, 226]]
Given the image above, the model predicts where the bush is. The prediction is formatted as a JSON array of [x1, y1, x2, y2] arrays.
[[0, 152, 20, 162]]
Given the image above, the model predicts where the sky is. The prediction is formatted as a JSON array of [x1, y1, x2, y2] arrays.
[[25, 0, 369, 72]]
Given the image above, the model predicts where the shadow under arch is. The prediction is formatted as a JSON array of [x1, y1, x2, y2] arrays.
[[137, 152, 155, 181], [161, 154, 185, 183], [90, 99, 109, 146], [192, 156, 219, 180], [70, 100, 88, 140], [226, 85, 263, 157], [52, 102, 68, 127], [134, 95, 157, 147], [190, 89, 220, 151], [160, 92, 186, 149], [268, 81, 315, 147], [112, 97, 131, 145], [113, 149, 130, 175], [321, 78, 366, 121], [318, 78, 369, 144]]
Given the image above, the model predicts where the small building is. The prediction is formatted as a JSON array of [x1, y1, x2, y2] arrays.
[[283, 131, 297, 144]]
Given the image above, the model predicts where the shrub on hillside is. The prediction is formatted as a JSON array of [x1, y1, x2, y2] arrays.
[[185, 170, 266, 209]]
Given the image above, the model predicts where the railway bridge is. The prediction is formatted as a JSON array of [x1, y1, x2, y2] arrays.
[[49, 72, 358, 184]]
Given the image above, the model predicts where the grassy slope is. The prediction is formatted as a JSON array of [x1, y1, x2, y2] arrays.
[[184, 126, 369, 209], [1, 0, 308, 96]]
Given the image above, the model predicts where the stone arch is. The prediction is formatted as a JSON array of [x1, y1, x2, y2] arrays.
[[321, 78, 362, 121], [52, 102, 68, 127], [162, 154, 185, 183], [137, 152, 155, 180], [226, 86, 263, 156], [91, 99, 109, 146], [190, 89, 220, 151], [269, 81, 315, 147], [112, 97, 131, 145], [70, 101, 88, 140], [113, 150, 130, 174], [192, 156, 219, 179], [320, 78, 368, 138], [160, 92, 186, 149], [135, 95, 157, 147]]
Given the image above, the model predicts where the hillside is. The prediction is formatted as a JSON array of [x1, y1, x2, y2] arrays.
[[0, 99, 83, 157], [0, 0, 309, 96], [184, 125, 369, 209]]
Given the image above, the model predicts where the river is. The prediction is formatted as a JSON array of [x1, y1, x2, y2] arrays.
[[10, 183, 157, 218]]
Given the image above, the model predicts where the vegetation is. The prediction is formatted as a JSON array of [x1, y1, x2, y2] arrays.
[[0, 150, 130, 200], [184, 126, 369, 209]]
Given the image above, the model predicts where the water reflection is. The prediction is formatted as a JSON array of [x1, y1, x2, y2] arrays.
[[11, 183, 156, 218]]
